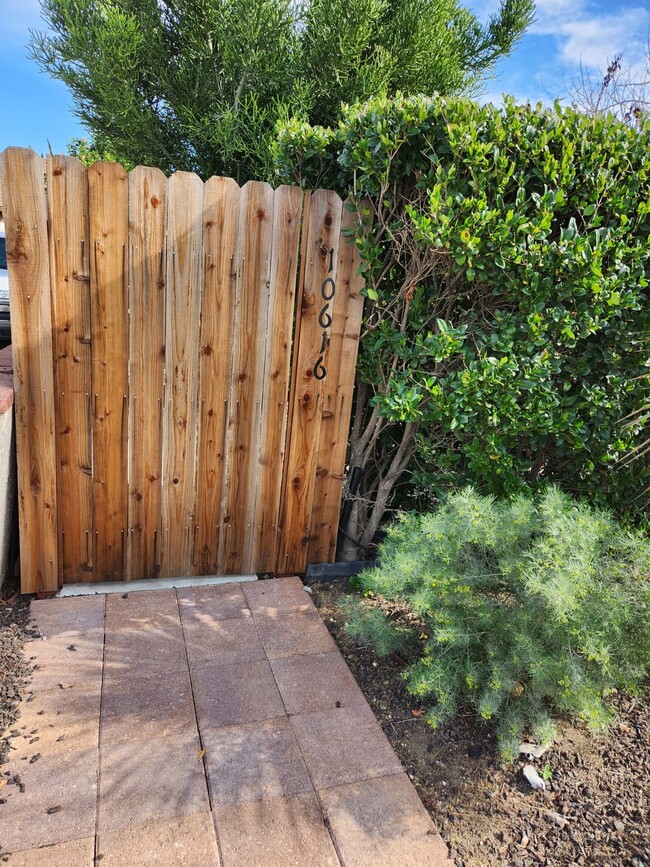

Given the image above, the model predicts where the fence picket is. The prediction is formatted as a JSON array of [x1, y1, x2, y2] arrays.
[[161, 172, 204, 577], [127, 166, 167, 580], [251, 186, 304, 572], [220, 181, 275, 573], [278, 189, 343, 574], [307, 204, 366, 563], [193, 176, 240, 575], [88, 161, 129, 582], [0, 148, 58, 592], [46, 155, 93, 583]]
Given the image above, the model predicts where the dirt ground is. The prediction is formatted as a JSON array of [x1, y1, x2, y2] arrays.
[[311, 580, 650, 867]]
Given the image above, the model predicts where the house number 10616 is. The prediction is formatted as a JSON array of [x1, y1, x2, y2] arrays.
[[313, 247, 335, 381]]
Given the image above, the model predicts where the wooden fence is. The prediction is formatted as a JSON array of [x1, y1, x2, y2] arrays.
[[0, 147, 365, 593]]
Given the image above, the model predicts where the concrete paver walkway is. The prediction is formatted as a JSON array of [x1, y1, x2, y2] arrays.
[[1, 577, 451, 866]]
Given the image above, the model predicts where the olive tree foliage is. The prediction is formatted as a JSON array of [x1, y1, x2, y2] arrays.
[[275, 96, 650, 558], [29, 0, 534, 182]]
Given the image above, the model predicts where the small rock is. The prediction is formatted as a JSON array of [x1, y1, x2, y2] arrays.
[[523, 764, 546, 791], [546, 810, 567, 830], [519, 742, 548, 759], [613, 820, 625, 833]]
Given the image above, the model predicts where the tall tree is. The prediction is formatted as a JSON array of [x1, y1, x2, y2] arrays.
[[30, 0, 534, 181]]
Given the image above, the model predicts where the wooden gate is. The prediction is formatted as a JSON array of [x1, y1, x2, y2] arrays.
[[0, 148, 365, 593]]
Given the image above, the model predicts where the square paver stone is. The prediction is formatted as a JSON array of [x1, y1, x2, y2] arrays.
[[97, 812, 220, 866], [30, 596, 105, 639], [98, 731, 209, 834], [183, 617, 265, 669], [26, 635, 104, 692], [243, 577, 313, 618], [319, 773, 452, 867], [105, 589, 180, 630], [214, 792, 339, 867], [178, 583, 251, 624], [290, 703, 403, 790], [270, 651, 366, 715], [100, 667, 197, 746], [1, 837, 95, 866], [255, 609, 337, 660], [103, 624, 188, 676], [192, 659, 285, 730], [0, 748, 98, 852], [6, 683, 100, 760], [202, 717, 312, 806]]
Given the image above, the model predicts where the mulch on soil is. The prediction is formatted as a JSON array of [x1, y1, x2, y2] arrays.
[[311, 580, 650, 867], [0, 577, 34, 766]]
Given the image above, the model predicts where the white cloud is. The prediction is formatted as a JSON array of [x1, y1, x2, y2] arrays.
[[531, 1, 648, 72]]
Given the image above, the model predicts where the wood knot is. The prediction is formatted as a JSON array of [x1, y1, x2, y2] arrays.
[[202, 345, 212, 356], [324, 212, 333, 228], [133, 490, 143, 501], [53, 167, 63, 176], [257, 208, 265, 221], [149, 474, 157, 483], [238, 373, 246, 382], [172, 477, 180, 485], [151, 196, 160, 208], [207, 408, 214, 417]]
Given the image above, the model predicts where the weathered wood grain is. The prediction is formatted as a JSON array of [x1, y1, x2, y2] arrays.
[[219, 181, 275, 573], [127, 166, 167, 580], [0, 148, 58, 592], [88, 161, 129, 581], [251, 186, 304, 573], [47, 155, 93, 583], [277, 189, 343, 574], [193, 176, 240, 575], [307, 203, 366, 564], [160, 171, 204, 577]]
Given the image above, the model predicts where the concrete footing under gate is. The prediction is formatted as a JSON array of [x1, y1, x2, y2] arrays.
[[58, 574, 258, 597]]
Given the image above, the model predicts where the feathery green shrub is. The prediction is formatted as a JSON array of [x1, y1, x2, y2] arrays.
[[343, 487, 650, 759]]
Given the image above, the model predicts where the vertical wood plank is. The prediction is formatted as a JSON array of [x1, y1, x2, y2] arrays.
[[88, 161, 129, 581], [277, 189, 343, 574], [307, 203, 366, 564], [127, 166, 167, 580], [47, 155, 92, 583], [0, 148, 58, 592], [193, 176, 240, 575], [160, 171, 203, 577], [219, 181, 275, 574], [251, 185, 304, 573]]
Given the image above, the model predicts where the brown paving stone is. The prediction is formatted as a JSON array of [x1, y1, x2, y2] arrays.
[[183, 617, 265, 669], [24, 633, 104, 692], [103, 624, 188, 675], [290, 703, 403, 790], [0, 748, 98, 852], [6, 683, 100, 760], [192, 659, 285, 730], [214, 792, 340, 867], [96, 812, 220, 866], [100, 666, 197, 746], [270, 651, 366, 715], [98, 731, 209, 833], [202, 717, 312, 806], [1, 837, 95, 866], [242, 576, 313, 618], [319, 773, 452, 866], [255, 609, 337, 660], [30, 596, 105, 639], [178, 583, 251, 623], [105, 589, 180, 630]]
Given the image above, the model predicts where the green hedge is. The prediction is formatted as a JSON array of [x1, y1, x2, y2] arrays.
[[276, 96, 650, 532]]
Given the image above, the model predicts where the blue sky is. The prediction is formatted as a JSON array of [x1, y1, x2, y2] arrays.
[[0, 0, 648, 156]]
